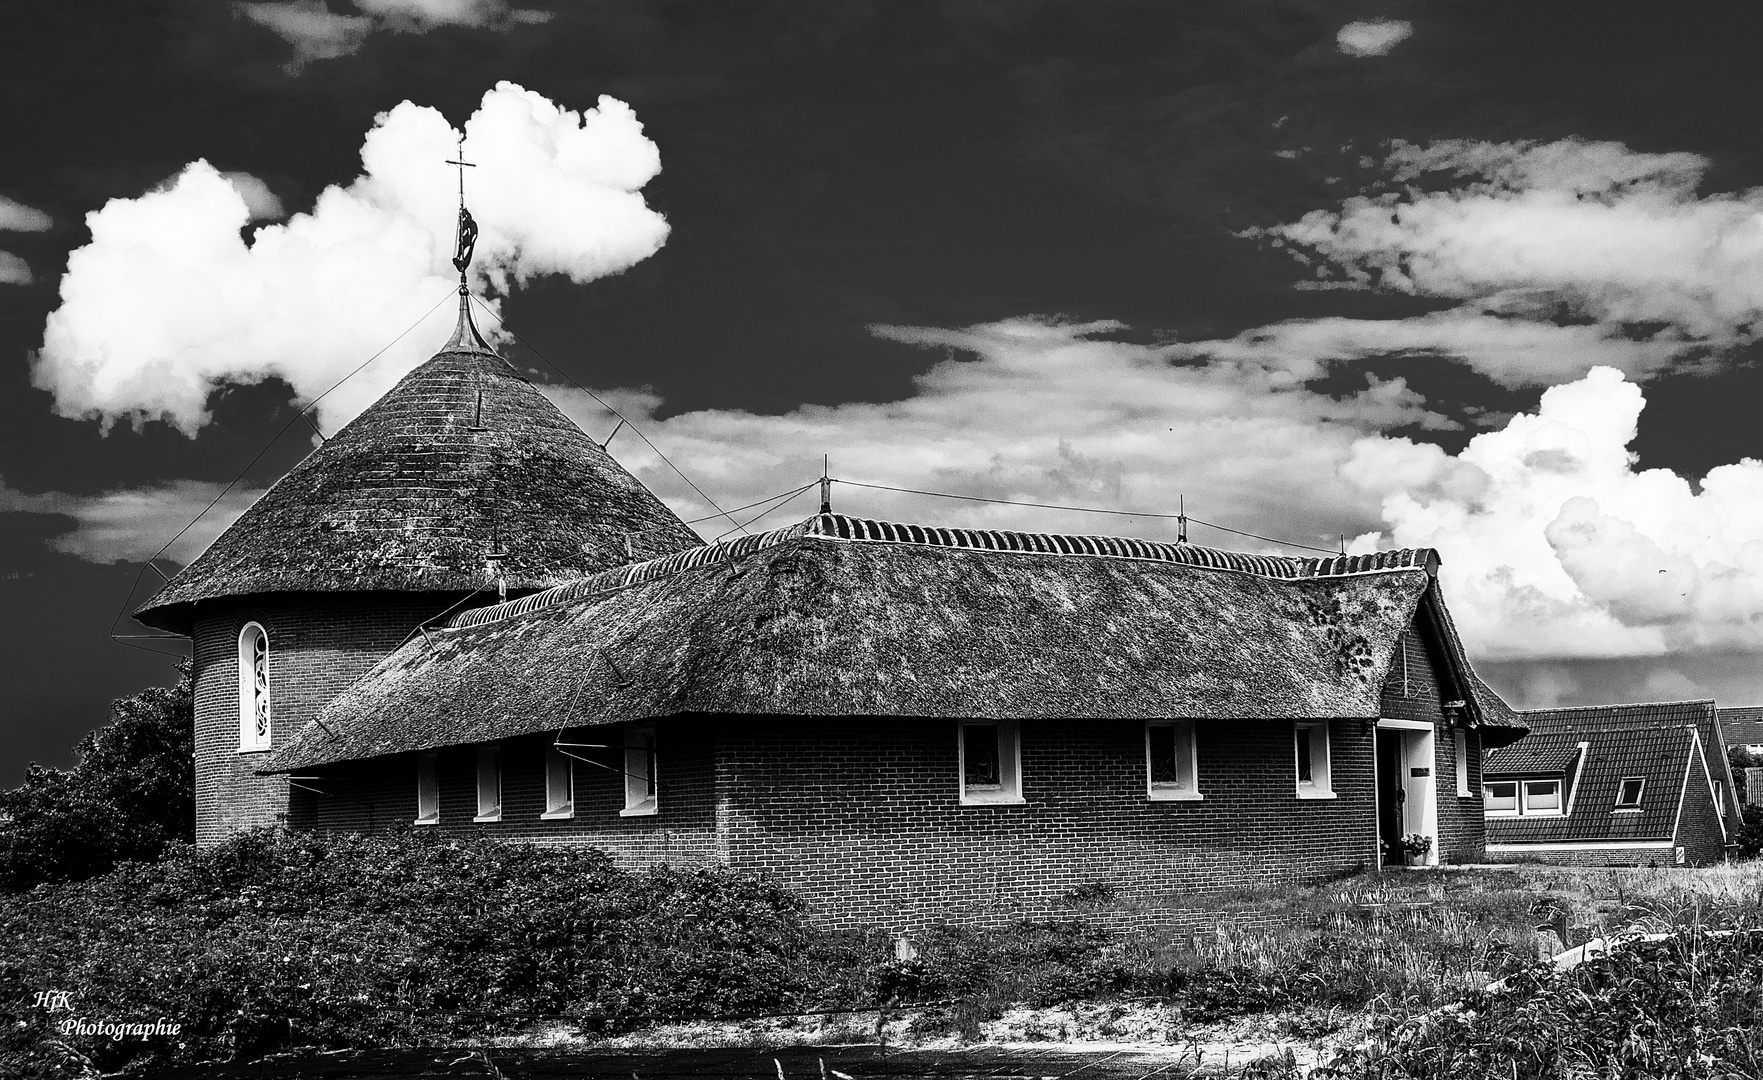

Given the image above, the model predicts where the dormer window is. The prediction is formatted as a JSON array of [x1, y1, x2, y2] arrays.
[[237, 622, 271, 752]]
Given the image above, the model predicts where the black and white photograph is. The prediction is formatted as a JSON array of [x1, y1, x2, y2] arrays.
[[3, 2, 1762, 1077]]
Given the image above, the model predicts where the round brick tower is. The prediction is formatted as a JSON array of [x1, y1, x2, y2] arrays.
[[132, 296, 703, 843]]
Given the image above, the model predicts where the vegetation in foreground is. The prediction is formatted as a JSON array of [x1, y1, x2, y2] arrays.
[[5, 830, 1763, 1079]]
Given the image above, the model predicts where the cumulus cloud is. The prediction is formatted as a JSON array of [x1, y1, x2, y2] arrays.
[[1336, 18, 1413, 57], [1346, 366, 1763, 660], [0, 479, 264, 565], [545, 317, 1444, 550], [221, 172, 285, 220], [0, 195, 52, 232], [0, 251, 29, 285], [34, 82, 668, 435], [240, 0, 547, 69]]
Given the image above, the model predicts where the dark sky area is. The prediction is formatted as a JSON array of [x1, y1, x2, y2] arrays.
[[6, 0, 1763, 782]]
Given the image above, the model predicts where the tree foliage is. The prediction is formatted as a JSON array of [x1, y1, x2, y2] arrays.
[[0, 663, 194, 891]]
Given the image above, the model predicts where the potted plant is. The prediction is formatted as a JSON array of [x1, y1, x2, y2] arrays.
[[1398, 832, 1433, 866]]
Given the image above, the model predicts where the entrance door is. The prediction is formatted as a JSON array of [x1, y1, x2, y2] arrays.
[[1376, 730, 1405, 868]]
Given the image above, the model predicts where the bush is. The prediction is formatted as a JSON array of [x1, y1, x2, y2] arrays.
[[0, 665, 194, 892], [0, 829, 810, 1073]]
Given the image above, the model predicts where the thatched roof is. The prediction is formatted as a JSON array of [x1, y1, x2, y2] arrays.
[[135, 314, 703, 633], [266, 513, 1520, 772]]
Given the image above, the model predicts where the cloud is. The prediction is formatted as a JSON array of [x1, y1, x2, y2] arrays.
[[1346, 366, 1763, 660], [34, 83, 668, 435], [0, 251, 29, 285], [1336, 18, 1413, 57], [0, 479, 264, 565], [239, 0, 548, 68], [544, 316, 1445, 551], [0, 195, 52, 232], [220, 172, 285, 220]]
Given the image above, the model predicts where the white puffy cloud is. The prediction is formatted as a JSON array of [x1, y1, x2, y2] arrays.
[[34, 83, 668, 435], [220, 172, 285, 220], [239, 0, 547, 69], [0, 479, 264, 565], [0, 251, 29, 285], [0, 195, 52, 232], [1336, 18, 1413, 57], [1346, 366, 1763, 660], [545, 317, 1444, 549]]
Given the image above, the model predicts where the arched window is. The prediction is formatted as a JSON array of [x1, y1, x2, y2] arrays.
[[238, 622, 271, 751]]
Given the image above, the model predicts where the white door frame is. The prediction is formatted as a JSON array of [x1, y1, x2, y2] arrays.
[[1377, 719, 1438, 867]]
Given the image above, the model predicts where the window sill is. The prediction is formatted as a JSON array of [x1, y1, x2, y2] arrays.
[[236, 747, 272, 755], [960, 792, 1026, 806], [1148, 788, 1203, 802], [1612, 807, 1642, 814], [1295, 788, 1337, 800], [413, 817, 439, 826], [540, 808, 575, 820], [473, 812, 503, 823], [1483, 809, 1519, 817], [620, 802, 658, 818]]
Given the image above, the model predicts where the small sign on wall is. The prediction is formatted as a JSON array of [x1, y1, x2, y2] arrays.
[[1410, 767, 1431, 777]]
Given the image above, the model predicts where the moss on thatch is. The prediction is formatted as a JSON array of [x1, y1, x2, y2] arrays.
[[265, 514, 1516, 772], [134, 344, 703, 633]]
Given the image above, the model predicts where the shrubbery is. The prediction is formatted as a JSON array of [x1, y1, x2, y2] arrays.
[[0, 829, 809, 1074], [0, 665, 194, 892]]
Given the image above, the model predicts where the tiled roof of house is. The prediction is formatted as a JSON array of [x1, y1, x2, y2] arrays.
[[1487, 705, 1718, 844], [1485, 733, 1583, 775], [1717, 709, 1763, 746], [134, 332, 703, 633], [264, 513, 1521, 772]]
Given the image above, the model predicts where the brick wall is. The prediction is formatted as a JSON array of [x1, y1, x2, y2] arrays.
[[713, 715, 1377, 930], [1486, 843, 1678, 867], [1378, 627, 1485, 865], [192, 593, 470, 845], [1676, 752, 1729, 866]]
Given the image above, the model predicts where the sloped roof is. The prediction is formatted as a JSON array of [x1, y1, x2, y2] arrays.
[[1485, 733, 1583, 775], [134, 318, 703, 633], [265, 513, 1518, 772], [1486, 722, 1695, 843], [1717, 708, 1763, 746]]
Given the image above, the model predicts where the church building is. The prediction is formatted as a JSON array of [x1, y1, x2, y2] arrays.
[[134, 288, 1526, 929]]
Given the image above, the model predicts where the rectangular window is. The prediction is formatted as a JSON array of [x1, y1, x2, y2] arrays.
[[958, 719, 1022, 805], [1454, 729, 1472, 796], [1614, 776, 1645, 810], [542, 744, 574, 820], [1295, 722, 1333, 798], [621, 724, 658, 817], [414, 750, 439, 825], [1484, 780, 1518, 813], [1522, 779, 1561, 815], [474, 743, 502, 822], [1147, 720, 1200, 800]]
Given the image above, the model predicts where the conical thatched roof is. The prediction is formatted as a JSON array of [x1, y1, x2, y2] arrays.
[[135, 318, 703, 633], [265, 513, 1524, 772]]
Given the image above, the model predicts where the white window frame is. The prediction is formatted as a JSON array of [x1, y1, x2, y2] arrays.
[[621, 723, 658, 817], [958, 719, 1024, 806], [1146, 719, 1201, 801], [1614, 776, 1645, 813], [414, 750, 439, 825], [1521, 778, 1562, 816], [1294, 721, 1335, 799], [236, 622, 272, 752], [542, 743, 574, 819], [1484, 780, 1519, 815], [1454, 729, 1472, 796], [474, 743, 502, 822]]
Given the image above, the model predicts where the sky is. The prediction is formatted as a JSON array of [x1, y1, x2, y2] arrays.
[[8, 0, 1763, 782]]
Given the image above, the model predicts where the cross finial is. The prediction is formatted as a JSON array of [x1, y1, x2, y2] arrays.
[[445, 133, 475, 206], [445, 133, 479, 282]]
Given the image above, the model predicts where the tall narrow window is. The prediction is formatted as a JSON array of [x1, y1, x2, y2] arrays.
[[1295, 722, 1333, 798], [1714, 780, 1726, 821], [621, 724, 658, 817], [1147, 720, 1200, 800], [475, 743, 502, 822], [236, 622, 271, 751], [1454, 729, 1472, 796], [958, 719, 1022, 805], [543, 744, 574, 819], [414, 750, 439, 825]]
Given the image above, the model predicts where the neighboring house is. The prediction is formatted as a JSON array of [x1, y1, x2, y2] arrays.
[[1716, 707, 1763, 752], [134, 300, 1529, 928], [1484, 702, 1738, 867]]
